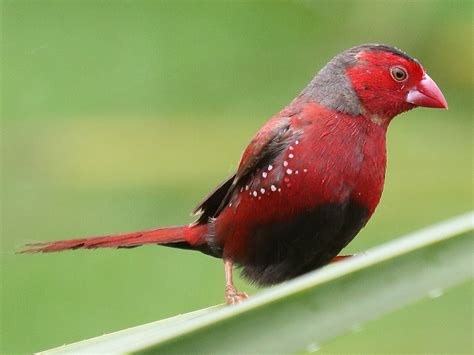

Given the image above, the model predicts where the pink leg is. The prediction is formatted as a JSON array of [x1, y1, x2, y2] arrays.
[[224, 259, 248, 305]]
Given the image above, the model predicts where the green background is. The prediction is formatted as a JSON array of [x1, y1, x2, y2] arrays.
[[1, 0, 472, 353]]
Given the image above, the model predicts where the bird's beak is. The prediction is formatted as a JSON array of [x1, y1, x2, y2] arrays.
[[406, 73, 448, 109]]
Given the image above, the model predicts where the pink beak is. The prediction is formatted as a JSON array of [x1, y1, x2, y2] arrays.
[[406, 73, 448, 109]]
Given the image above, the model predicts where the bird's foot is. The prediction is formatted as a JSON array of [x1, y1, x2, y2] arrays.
[[331, 254, 354, 263], [225, 285, 248, 305]]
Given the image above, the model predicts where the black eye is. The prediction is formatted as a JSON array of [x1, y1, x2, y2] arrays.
[[390, 66, 408, 82]]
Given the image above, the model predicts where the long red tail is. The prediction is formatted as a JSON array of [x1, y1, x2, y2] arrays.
[[19, 225, 206, 253]]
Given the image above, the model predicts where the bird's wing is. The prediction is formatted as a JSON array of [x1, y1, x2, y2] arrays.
[[193, 115, 299, 224]]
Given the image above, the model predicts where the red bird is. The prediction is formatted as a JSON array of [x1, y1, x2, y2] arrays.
[[21, 44, 448, 304]]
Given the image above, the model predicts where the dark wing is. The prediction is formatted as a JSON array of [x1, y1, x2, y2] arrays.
[[193, 115, 299, 224], [192, 173, 236, 221]]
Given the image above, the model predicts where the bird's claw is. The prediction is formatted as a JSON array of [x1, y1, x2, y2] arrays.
[[225, 286, 248, 305]]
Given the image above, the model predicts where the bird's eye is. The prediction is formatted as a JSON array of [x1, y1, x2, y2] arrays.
[[390, 66, 408, 82]]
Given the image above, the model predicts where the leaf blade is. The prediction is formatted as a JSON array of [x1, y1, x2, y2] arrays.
[[40, 212, 474, 354]]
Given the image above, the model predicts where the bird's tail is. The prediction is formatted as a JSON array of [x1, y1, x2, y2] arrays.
[[18, 224, 207, 254]]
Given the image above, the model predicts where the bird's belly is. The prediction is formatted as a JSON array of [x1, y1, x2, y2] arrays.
[[210, 116, 386, 285], [228, 199, 368, 285]]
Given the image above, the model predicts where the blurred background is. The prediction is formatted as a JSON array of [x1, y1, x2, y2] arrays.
[[1, 0, 472, 353]]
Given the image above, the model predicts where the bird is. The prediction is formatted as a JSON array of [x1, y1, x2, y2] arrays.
[[20, 44, 448, 304]]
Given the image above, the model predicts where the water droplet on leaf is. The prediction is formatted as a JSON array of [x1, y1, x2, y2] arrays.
[[306, 343, 320, 352], [428, 288, 444, 299]]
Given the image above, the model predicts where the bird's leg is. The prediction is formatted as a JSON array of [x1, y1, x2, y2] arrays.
[[331, 255, 354, 263], [224, 259, 248, 305]]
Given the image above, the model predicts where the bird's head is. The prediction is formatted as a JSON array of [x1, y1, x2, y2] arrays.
[[302, 44, 448, 124]]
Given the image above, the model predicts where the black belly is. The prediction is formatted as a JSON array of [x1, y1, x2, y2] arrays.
[[238, 199, 369, 286]]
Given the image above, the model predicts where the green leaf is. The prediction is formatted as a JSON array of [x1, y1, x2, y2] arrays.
[[40, 212, 473, 354]]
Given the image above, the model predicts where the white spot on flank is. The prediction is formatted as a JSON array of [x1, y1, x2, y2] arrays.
[[268, 165, 273, 171], [303, 169, 308, 173], [289, 146, 294, 150], [245, 185, 249, 191], [260, 188, 265, 194], [262, 172, 267, 178], [283, 161, 288, 167], [278, 188, 281, 192], [295, 140, 300, 145], [271, 185, 277, 192], [289, 153, 294, 159], [229, 203, 232, 207], [240, 187, 243, 192], [252, 191, 258, 197], [286, 169, 293, 175], [295, 170, 299, 174]]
